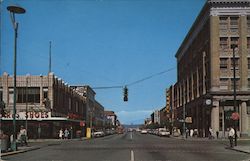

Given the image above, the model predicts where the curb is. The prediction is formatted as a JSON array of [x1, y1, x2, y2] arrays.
[[1, 138, 88, 157], [225, 147, 250, 154], [1, 146, 41, 157]]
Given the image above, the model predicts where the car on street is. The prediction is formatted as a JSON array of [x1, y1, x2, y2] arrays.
[[140, 129, 148, 134], [158, 128, 170, 137], [93, 131, 105, 137]]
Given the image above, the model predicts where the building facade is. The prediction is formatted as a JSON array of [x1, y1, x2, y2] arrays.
[[174, 0, 250, 137], [0, 72, 87, 138], [104, 111, 117, 128]]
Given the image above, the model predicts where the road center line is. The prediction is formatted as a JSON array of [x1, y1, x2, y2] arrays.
[[130, 150, 134, 161], [130, 132, 133, 140]]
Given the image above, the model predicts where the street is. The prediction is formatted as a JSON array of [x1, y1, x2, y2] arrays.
[[2, 132, 250, 161]]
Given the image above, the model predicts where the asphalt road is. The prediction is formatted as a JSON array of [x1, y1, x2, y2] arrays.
[[2, 132, 250, 161]]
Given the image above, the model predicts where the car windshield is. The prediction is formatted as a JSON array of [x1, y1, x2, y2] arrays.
[[1, 0, 250, 161]]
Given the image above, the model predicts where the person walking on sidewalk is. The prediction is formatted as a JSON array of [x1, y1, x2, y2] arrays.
[[59, 128, 64, 139], [64, 128, 69, 139], [209, 127, 213, 139], [19, 125, 27, 146], [190, 129, 194, 138], [228, 127, 235, 148]]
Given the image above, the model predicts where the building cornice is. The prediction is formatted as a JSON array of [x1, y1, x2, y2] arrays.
[[175, 0, 250, 61]]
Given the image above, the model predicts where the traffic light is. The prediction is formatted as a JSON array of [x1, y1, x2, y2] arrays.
[[123, 86, 128, 102], [166, 89, 170, 113]]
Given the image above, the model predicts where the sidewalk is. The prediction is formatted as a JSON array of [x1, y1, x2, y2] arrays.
[[171, 135, 250, 154], [1, 138, 87, 157]]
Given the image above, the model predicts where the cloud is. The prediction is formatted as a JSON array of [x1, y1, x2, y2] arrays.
[[116, 110, 153, 125]]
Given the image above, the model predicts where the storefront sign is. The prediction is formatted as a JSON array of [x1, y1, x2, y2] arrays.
[[231, 112, 240, 121], [3, 111, 51, 119], [80, 121, 85, 127], [185, 117, 192, 123]]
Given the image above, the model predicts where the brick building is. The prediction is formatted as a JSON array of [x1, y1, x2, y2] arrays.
[[173, 0, 250, 137]]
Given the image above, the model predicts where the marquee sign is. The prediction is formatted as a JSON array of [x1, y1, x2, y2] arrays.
[[2, 111, 51, 120]]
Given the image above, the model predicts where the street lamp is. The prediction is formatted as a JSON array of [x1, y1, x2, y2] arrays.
[[7, 5, 26, 151], [25, 74, 30, 140], [231, 44, 238, 146]]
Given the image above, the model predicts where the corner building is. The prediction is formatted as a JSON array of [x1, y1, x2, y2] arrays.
[[174, 0, 250, 137], [0, 72, 87, 139]]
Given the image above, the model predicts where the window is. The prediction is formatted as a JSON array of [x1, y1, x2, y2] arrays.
[[8, 88, 14, 104], [231, 78, 240, 90], [220, 37, 228, 50], [248, 58, 250, 69], [0, 88, 2, 102], [230, 37, 239, 46], [248, 78, 250, 89], [76, 101, 79, 113], [247, 37, 250, 49], [220, 78, 228, 90], [219, 17, 228, 33], [69, 98, 72, 110], [247, 16, 250, 33], [220, 58, 228, 69], [230, 58, 239, 69], [230, 17, 239, 33], [43, 88, 48, 99], [16, 87, 40, 103]]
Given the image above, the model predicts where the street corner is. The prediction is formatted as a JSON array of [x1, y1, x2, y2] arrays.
[[1, 146, 41, 157]]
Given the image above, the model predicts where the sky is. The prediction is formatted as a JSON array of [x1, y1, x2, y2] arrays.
[[1, 0, 205, 125]]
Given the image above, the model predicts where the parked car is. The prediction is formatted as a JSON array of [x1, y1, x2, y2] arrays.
[[158, 128, 170, 137], [140, 129, 148, 134], [93, 130, 105, 137]]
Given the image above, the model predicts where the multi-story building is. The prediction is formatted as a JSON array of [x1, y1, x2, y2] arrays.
[[104, 111, 117, 127], [70, 85, 97, 129], [153, 110, 160, 125], [93, 101, 104, 129], [159, 106, 168, 127], [1, 72, 86, 138], [174, 0, 250, 137]]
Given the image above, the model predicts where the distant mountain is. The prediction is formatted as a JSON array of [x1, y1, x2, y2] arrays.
[[122, 124, 143, 129]]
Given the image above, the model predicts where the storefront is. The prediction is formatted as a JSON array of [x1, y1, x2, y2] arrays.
[[1, 111, 86, 139]]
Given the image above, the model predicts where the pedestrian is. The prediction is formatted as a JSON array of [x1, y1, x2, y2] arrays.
[[59, 128, 64, 139], [64, 128, 69, 139], [209, 127, 213, 139], [19, 125, 27, 146], [185, 128, 189, 139], [216, 131, 219, 139], [228, 127, 235, 148], [190, 129, 194, 138]]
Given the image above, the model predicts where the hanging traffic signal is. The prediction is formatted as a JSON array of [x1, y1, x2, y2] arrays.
[[123, 86, 128, 102]]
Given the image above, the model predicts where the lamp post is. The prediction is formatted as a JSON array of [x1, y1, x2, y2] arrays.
[[25, 74, 30, 140], [231, 44, 238, 146], [7, 5, 26, 151]]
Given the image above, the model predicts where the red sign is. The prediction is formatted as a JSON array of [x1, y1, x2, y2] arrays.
[[80, 121, 85, 127], [231, 112, 240, 121]]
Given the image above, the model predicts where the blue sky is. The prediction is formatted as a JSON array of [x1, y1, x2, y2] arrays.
[[1, 0, 205, 124]]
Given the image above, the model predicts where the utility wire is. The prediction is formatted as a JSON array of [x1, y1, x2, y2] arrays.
[[126, 67, 176, 87], [92, 85, 123, 89], [92, 67, 176, 89]]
